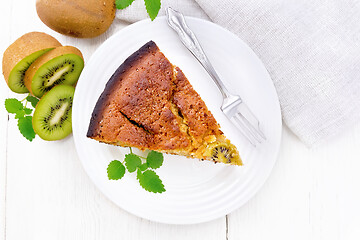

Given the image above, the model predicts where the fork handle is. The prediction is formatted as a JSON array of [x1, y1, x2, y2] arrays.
[[166, 7, 233, 99]]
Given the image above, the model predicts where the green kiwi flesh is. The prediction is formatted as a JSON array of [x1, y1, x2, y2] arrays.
[[31, 54, 84, 98], [33, 85, 75, 141], [8, 48, 54, 93]]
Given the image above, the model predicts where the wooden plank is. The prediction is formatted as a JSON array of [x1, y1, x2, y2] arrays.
[[121, 218, 225, 240], [227, 127, 311, 240], [3, 0, 360, 239], [308, 123, 360, 240], [0, 1, 12, 240], [227, 124, 360, 240]]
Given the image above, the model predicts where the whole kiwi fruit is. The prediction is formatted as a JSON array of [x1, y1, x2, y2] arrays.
[[2, 32, 62, 93], [24, 46, 84, 98], [36, 0, 116, 38]]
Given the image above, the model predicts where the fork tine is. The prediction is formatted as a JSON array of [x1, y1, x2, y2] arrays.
[[234, 114, 262, 144], [231, 116, 258, 146], [236, 103, 266, 140], [235, 113, 264, 143]]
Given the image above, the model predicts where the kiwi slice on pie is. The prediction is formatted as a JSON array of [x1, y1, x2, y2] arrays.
[[202, 141, 241, 165], [33, 84, 75, 141], [2, 32, 61, 93], [24, 46, 84, 98]]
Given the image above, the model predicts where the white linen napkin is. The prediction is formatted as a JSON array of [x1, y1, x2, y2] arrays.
[[116, 0, 360, 146]]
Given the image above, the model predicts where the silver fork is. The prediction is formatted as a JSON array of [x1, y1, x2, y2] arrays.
[[166, 7, 266, 146]]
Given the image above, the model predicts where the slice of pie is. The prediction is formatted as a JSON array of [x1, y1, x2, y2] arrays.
[[87, 41, 242, 165]]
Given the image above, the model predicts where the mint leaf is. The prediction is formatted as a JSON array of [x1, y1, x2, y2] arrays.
[[146, 151, 163, 169], [124, 153, 141, 173], [137, 169, 165, 193], [107, 160, 126, 180], [15, 110, 25, 119], [139, 163, 148, 171], [144, 0, 161, 21], [17, 116, 35, 141], [115, 0, 135, 9], [24, 108, 33, 115], [5, 98, 23, 113], [26, 96, 39, 108], [15, 108, 32, 119]]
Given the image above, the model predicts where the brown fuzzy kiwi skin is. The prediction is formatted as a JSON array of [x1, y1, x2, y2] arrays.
[[24, 46, 84, 95], [36, 0, 116, 38], [2, 32, 62, 86]]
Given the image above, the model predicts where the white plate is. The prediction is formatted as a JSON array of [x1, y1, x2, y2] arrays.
[[73, 17, 282, 225]]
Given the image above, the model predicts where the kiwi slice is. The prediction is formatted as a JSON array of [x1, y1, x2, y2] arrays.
[[24, 46, 84, 98], [2, 32, 62, 93], [204, 142, 242, 165], [33, 85, 75, 141]]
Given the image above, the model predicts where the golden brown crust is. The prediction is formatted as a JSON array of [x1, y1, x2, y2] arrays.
[[87, 41, 192, 151], [87, 41, 159, 144], [2, 32, 61, 83], [36, 0, 116, 38], [87, 41, 241, 164], [172, 67, 223, 148]]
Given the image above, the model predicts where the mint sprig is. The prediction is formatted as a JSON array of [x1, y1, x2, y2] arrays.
[[107, 160, 126, 180], [125, 153, 142, 172], [146, 150, 163, 169], [17, 116, 36, 142], [115, 0, 135, 9], [26, 96, 39, 108], [144, 0, 161, 21], [115, 0, 161, 21], [107, 149, 166, 193], [5, 95, 38, 141], [5, 98, 23, 113], [137, 169, 165, 193]]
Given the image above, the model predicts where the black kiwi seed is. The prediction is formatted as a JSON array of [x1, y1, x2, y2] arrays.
[[211, 145, 233, 163]]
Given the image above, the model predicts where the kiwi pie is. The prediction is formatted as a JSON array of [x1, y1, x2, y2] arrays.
[[87, 41, 242, 165]]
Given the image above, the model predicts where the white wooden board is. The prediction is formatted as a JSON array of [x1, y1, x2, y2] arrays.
[[1, 0, 360, 239]]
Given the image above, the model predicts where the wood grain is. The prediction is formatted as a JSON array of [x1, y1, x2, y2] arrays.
[[227, 124, 360, 240], [0, 1, 12, 240], [1, 0, 360, 240]]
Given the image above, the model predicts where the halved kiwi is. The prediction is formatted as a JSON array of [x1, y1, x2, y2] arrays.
[[33, 85, 75, 141], [24, 46, 84, 98], [2, 32, 62, 93], [203, 141, 242, 165]]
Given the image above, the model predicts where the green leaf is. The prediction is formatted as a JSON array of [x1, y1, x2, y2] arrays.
[[146, 151, 163, 169], [139, 163, 148, 171], [26, 96, 39, 108], [137, 169, 165, 193], [107, 160, 126, 180], [15, 110, 25, 119], [14, 108, 32, 119], [115, 0, 135, 9], [17, 116, 35, 141], [144, 0, 161, 21], [124, 153, 141, 173], [24, 108, 33, 115], [5, 98, 23, 113]]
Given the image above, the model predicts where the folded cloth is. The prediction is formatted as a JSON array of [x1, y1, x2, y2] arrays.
[[116, 0, 360, 146]]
